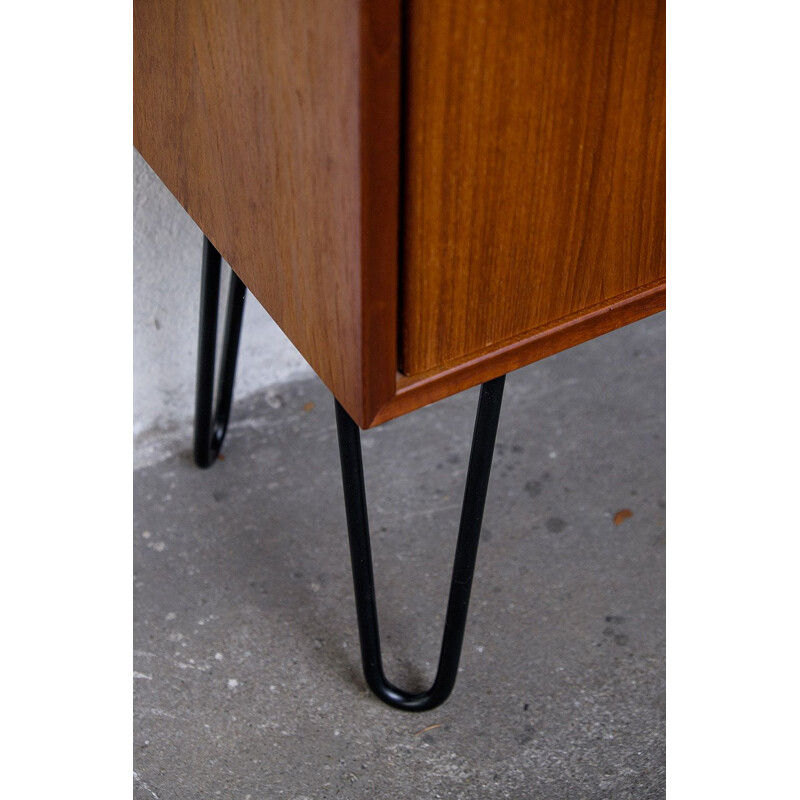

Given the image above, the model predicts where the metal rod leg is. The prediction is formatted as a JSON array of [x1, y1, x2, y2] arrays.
[[194, 235, 247, 468], [334, 375, 506, 711]]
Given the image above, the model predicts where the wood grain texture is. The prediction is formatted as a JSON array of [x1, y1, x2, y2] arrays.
[[358, 0, 402, 423], [401, 0, 666, 375], [135, 0, 665, 430], [134, 0, 400, 427]]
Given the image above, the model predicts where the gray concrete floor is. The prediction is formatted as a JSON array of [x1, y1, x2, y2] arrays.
[[134, 313, 665, 799]]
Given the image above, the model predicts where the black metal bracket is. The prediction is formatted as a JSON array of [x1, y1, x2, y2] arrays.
[[334, 376, 506, 711], [194, 236, 246, 468]]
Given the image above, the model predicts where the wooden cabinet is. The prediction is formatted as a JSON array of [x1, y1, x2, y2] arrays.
[[134, 0, 665, 429]]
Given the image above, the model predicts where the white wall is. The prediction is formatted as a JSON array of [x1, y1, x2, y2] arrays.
[[133, 149, 313, 464]]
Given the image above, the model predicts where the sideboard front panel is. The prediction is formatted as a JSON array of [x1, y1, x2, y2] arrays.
[[401, 0, 666, 376]]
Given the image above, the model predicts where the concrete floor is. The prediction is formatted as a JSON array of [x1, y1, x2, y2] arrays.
[[133, 313, 665, 799]]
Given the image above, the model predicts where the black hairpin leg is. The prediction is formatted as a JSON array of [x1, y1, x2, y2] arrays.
[[334, 375, 506, 711], [194, 235, 247, 468]]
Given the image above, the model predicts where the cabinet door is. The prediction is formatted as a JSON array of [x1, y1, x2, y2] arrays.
[[401, 0, 666, 376]]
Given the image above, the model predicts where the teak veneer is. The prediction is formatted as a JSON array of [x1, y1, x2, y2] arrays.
[[134, 0, 665, 428]]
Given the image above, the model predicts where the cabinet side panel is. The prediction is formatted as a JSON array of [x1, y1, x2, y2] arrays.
[[402, 0, 666, 375], [134, 0, 364, 416]]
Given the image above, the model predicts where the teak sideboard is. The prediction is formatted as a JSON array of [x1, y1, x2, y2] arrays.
[[134, 0, 665, 430], [134, 0, 665, 711]]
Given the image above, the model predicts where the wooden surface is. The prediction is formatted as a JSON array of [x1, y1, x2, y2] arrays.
[[372, 281, 664, 427], [401, 0, 666, 375], [135, 0, 665, 429], [358, 0, 402, 423], [134, 0, 400, 427]]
